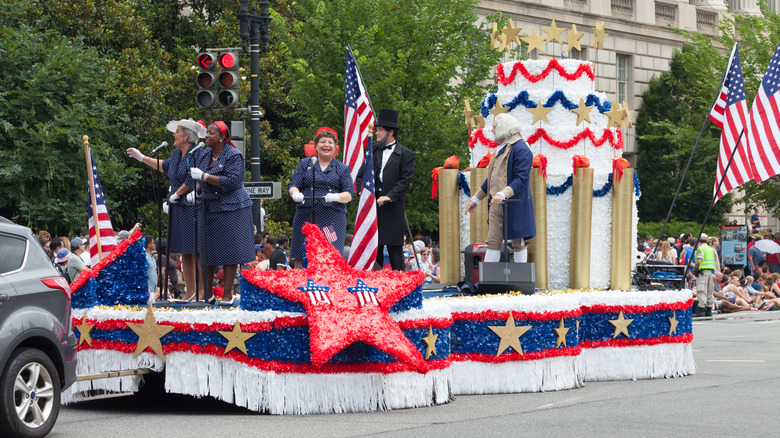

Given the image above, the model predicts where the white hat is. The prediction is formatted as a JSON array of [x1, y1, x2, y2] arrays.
[[166, 118, 207, 138], [413, 240, 425, 252]]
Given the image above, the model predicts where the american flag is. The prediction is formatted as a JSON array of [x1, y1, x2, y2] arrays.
[[87, 151, 117, 265], [708, 44, 753, 201], [348, 134, 378, 271], [745, 41, 780, 183], [322, 224, 338, 243], [343, 46, 375, 186]]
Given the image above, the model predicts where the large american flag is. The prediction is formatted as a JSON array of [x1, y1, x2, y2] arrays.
[[87, 151, 117, 265], [348, 135, 378, 270], [708, 44, 753, 201], [343, 46, 375, 185], [745, 42, 780, 183]]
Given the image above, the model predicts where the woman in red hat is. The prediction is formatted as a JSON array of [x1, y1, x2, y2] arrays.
[[288, 127, 353, 268], [188, 121, 255, 305]]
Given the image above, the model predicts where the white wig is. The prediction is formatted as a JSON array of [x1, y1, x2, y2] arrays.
[[493, 113, 523, 143]]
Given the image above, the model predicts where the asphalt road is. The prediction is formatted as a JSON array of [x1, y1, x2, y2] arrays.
[[53, 311, 780, 438]]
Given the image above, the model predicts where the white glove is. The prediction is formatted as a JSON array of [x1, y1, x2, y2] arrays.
[[324, 193, 340, 203], [169, 193, 181, 204], [190, 167, 206, 181], [162, 202, 169, 214], [127, 148, 144, 162], [186, 192, 195, 203], [291, 192, 304, 203]]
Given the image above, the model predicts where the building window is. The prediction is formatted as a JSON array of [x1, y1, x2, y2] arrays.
[[617, 54, 628, 104], [569, 47, 585, 60]]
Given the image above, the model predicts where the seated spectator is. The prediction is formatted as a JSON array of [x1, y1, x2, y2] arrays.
[[430, 248, 441, 284], [656, 240, 678, 264], [269, 235, 289, 270], [253, 243, 274, 271], [411, 247, 434, 283]]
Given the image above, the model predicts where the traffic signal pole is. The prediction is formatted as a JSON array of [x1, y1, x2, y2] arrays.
[[239, 0, 271, 229]]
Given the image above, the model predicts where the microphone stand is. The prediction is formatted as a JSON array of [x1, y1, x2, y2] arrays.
[[311, 156, 317, 224]]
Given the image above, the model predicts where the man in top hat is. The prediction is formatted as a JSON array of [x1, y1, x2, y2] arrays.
[[357, 109, 415, 270]]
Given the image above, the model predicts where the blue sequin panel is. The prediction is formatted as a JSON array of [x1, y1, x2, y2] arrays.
[[579, 309, 692, 342], [71, 277, 97, 309], [450, 318, 579, 355]]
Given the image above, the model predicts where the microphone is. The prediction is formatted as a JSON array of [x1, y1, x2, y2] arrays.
[[150, 141, 169, 154], [188, 142, 206, 155]]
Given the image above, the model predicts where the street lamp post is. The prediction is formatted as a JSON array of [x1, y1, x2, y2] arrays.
[[238, 0, 271, 228]]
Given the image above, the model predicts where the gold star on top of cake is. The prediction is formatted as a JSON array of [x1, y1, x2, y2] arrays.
[[604, 104, 623, 129], [565, 23, 584, 53], [619, 100, 633, 129], [571, 98, 594, 126], [592, 21, 608, 50], [609, 310, 633, 339], [475, 114, 485, 130], [500, 20, 522, 52], [489, 97, 511, 117], [463, 100, 475, 131], [542, 19, 566, 44], [521, 29, 545, 54], [527, 100, 553, 124], [490, 22, 503, 51]]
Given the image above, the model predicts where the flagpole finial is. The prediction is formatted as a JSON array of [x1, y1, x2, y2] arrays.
[[83, 135, 89, 146], [368, 123, 374, 134]]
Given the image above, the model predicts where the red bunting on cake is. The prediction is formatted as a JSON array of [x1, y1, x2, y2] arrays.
[[496, 59, 595, 86], [469, 127, 623, 150]]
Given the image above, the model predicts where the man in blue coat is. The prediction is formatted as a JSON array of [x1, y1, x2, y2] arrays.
[[465, 113, 535, 263]]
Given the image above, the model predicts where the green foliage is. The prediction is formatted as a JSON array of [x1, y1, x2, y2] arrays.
[[283, 0, 507, 234], [637, 220, 722, 241]]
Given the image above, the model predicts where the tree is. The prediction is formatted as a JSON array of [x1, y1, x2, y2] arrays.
[[282, 0, 507, 234]]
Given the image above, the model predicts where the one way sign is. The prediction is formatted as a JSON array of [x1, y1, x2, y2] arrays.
[[245, 182, 281, 199]]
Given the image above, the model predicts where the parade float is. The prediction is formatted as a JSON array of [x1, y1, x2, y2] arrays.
[[64, 20, 695, 415]]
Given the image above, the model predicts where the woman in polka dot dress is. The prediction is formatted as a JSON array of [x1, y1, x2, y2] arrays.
[[288, 127, 354, 268]]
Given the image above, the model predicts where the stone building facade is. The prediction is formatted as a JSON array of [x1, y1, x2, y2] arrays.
[[477, 0, 779, 230]]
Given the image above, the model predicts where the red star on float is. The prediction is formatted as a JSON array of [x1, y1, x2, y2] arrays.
[[243, 223, 427, 371]]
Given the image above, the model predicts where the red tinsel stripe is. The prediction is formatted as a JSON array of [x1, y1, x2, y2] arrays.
[[496, 59, 595, 86], [397, 317, 454, 330], [70, 230, 143, 293], [80, 340, 454, 374], [469, 127, 623, 150], [581, 299, 694, 315], [579, 333, 693, 348], [452, 346, 582, 363], [452, 309, 581, 322]]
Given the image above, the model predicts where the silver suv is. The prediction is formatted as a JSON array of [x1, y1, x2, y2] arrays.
[[0, 217, 77, 438]]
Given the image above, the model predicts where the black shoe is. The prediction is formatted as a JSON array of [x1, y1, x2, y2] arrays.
[[704, 308, 712, 317], [692, 309, 707, 318]]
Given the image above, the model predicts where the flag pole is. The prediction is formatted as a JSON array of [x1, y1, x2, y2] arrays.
[[647, 56, 731, 260], [83, 135, 103, 262]]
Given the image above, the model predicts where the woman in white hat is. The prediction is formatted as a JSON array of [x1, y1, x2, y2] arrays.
[[127, 118, 207, 299]]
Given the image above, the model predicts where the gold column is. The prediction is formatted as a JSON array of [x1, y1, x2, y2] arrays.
[[529, 171, 548, 290], [470, 168, 489, 243], [439, 169, 461, 284], [611, 169, 634, 290], [569, 167, 593, 289]]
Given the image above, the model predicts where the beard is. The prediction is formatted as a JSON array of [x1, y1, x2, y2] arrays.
[[375, 131, 390, 148]]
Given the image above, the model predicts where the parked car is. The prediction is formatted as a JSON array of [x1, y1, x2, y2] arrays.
[[0, 217, 77, 438]]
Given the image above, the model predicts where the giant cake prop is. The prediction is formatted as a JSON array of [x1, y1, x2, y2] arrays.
[[65, 223, 694, 414]]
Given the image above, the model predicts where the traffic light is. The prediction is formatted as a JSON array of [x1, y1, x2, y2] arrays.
[[196, 53, 218, 108], [196, 51, 241, 108], [217, 52, 240, 108]]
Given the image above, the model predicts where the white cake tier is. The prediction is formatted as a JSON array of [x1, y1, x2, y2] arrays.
[[496, 59, 595, 95]]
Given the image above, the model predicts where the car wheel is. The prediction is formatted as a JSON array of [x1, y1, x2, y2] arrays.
[[0, 348, 61, 438]]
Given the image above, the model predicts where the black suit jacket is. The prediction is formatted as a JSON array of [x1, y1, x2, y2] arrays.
[[356, 142, 415, 245]]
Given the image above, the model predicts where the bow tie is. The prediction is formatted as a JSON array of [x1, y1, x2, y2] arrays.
[[377, 142, 395, 152]]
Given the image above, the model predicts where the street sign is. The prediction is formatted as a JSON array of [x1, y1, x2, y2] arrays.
[[245, 181, 281, 199]]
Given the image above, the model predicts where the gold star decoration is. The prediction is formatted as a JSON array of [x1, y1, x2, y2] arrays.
[[527, 100, 553, 124], [490, 22, 503, 51], [499, 20, 523, 52], [609, 310, 633, 339], [576, 320, 580, 335], [542, 19, 566, 44], [521, 29, 545, 54], [668, 312, 679, 335], [488, 312, 532, 355], [126, 306, 175, 360], [565, 23, 584, 53], [554, 318, 569, 349], [475, 114, 485, 130], [75, 312, 94, 347], [619, 100, 633, 129], [571, 98, 594, 126], [422, 326, 439, 360], [604, 104, 623, 129], [592, 21, 608, 50], [219, 321, 256, 355], [489, 97, 511, 117], [463, 100, 475, 131]]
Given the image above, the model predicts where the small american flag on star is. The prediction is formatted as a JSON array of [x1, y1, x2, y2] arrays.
[[322, 224, 338, 243]]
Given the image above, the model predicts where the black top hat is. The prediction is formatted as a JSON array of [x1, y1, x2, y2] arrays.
[[376, 109, 399, 130]]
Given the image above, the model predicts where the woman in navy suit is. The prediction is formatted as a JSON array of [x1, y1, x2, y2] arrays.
[[189, 121, 255, 305], [288, 127, 354, 268], [127, 118, 206, 300]]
